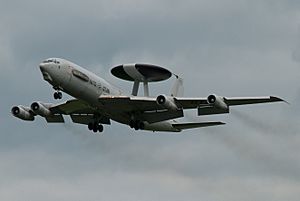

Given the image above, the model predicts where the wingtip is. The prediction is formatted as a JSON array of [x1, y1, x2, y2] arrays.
[[270, 96, 289, 104]]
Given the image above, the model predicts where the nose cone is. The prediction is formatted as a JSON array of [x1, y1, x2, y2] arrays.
[[39, 62, 53, 82], [39, 62, 47, 71]]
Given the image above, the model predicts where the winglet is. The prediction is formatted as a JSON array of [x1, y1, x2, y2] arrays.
[[170, 74, 184, 97]]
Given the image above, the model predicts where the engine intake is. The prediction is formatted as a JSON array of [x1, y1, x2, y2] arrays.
[[11, 106, 35, 121], [156, 95, 178, 110], [207, 94, 228, 110], [31, 102, 52, 117]]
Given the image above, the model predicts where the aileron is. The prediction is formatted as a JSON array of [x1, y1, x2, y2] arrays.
[[224, 96, 284, 106]]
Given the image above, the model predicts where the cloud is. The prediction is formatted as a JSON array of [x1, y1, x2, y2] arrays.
[[1, 0, 300, 200]]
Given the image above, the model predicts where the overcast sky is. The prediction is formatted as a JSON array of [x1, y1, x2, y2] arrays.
[[1, 0, 300, 200]]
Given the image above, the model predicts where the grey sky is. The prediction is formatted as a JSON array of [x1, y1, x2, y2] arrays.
[[1, 0, 300, 200]]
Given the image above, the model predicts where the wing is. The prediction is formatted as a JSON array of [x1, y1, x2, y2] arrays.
[[176, 96, 284, 115], [98, 95, 284, 119], [31, 95, 283, 126], [98, 96, 184, 123], [50, 99, 96, 114], [49, 99, 110, 125], [174, 96, 284, 109]]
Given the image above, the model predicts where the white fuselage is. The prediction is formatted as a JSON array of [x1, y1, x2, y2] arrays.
[[39, 58, 179, 132], [40, 58, 121, 103]]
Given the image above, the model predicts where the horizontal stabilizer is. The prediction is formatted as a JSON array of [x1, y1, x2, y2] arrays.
[[172, 121, 225, 130]]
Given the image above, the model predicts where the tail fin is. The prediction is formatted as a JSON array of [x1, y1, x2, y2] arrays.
[[170, 75, 184, 97]]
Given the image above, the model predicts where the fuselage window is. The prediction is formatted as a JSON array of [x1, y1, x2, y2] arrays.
[[102, 86, 110, 94], [90, 80, 97, 86]]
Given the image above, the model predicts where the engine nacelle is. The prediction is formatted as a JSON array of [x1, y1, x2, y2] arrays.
[[11, 106, 35, 121], [31, 102, 52, 117], [207, 94, 228, 110], [156, 94, 178, 110]]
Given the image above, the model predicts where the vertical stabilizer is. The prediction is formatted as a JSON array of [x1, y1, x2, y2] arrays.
[[170, 75, 184, 97]]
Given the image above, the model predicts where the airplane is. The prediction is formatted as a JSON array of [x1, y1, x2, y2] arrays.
[[11, 58, 284, 133]]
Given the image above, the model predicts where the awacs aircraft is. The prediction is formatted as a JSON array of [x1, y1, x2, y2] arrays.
[[11, 58, 284, 132]]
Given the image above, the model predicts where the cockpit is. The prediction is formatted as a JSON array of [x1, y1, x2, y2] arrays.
[[42, 59, 60, 64]]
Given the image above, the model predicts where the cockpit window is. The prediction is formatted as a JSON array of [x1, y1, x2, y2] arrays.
[[43, 59, 53, 63], [42, 59, 60, 64]]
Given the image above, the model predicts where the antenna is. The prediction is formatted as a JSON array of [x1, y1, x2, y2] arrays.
[[111, 64, 172, 97]]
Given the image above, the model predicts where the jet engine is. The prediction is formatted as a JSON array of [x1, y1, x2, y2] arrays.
[[207, 94, 228, 110], [156, 94, 178, 110], [31, 102, 52, 117], [11, 106, 35, 121]]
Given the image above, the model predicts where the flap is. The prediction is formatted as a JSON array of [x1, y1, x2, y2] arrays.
[[70, 114, 111, 125], [142, 109, 184, 123], [45, 114, 64, 123], [50, 99, 96, 115], [174, 97, 208, 109], [198, 106, 229, 116], [99, 96, 162, 112]]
